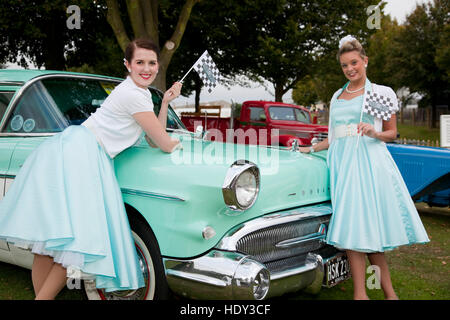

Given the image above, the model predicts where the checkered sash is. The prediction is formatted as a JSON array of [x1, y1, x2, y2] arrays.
[[362, 90, 396, 121], [192, 51, 221, 93]]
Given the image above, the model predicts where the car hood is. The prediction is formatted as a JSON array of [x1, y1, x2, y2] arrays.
[[114, 133, 330, 257], [116, 133, 330, 215]]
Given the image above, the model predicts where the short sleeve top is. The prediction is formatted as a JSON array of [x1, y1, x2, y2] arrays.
[[82, 76, 154, 158]]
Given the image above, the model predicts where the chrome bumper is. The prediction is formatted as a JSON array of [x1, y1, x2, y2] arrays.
[[163, 247, 343, 300], [163, 203, 346, 300]]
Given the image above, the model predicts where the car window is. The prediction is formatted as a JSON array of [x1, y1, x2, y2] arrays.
[[249, 107, 265, 121], [40, 77, 116, 126], [149, 87, 186, 130], [0, 91, 14, 122], [269, 106, 311, 124], [4, 81, 70, 133], [3, 76, 185, 134], [294, 108, 311, 124], [4, 77, 118, 133]]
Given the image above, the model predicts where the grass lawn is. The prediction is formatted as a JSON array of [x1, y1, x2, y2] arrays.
[[0, 204, 448, 301], [281, 204, 450, 300], [397, 123, 441, 142]]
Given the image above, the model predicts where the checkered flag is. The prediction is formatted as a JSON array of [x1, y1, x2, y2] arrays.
[[180, 50, 221, 93], [362, 91, 397, 121]]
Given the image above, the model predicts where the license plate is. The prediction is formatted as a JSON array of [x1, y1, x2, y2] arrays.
[[324, 253, 351, 287]]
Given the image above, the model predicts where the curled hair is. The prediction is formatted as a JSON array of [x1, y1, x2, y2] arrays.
[[124, 38, 160, 63], [337, 39, 367, 61]]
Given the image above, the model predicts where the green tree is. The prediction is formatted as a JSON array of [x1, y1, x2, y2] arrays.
[[244, 0, 374, 102], [292, 75, 318, 106], [167, 0, 375, 103], [366, 15, 401, 91], [389, 0, 449, 128], [435, 23, 450, 81], [0, 0, 121, 73], [105, 0, 200, 90]]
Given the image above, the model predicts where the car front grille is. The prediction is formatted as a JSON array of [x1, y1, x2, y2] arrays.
[[235, 215, 330, 265], [314, 132, 328, 141]]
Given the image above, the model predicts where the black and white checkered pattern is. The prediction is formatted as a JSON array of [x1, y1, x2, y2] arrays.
[[193, 51, 221, 93], [363, 90, 396, 121]]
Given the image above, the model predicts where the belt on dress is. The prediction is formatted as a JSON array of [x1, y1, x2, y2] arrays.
[[334, 124, 359, 139]]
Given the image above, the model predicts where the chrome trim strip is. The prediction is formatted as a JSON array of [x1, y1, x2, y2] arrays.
[[121, 188, 185, 202], [0, 176, 185, 202], [0, 174, 15, 179], [275, 223, 327, 248], [0, 132, 56, 137], [166, 269, 228, 287], [0, 81, 24, 86], [0, 73, 121, 132], [216, 203, 332, 251]]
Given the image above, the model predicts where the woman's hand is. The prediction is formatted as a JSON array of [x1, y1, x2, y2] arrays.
[[357, 122, 378, 139], [163, 82, 182, 104], [298, 147, 312, 153]]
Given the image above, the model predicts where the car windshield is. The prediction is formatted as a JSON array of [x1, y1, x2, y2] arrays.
[[3, 76, 185, 133], [268, 106, 311, 124]]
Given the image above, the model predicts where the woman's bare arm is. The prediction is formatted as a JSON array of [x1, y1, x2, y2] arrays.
[[133, 111, 180, 153], [298, 138, 329, 153]]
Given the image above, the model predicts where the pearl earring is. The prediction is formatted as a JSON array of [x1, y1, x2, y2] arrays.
[[365, 64, 368, 68]]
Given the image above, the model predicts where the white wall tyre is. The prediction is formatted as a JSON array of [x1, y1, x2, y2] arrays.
[[83, 214, 169, 300]]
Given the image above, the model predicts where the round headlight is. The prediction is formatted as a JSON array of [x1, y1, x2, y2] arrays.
[[222, 160, 260, 211], [235, 170, 257, 208]]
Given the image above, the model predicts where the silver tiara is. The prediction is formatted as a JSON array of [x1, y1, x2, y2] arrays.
[[339, 35, 357, 49]]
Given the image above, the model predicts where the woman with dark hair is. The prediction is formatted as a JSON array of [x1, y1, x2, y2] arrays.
[[299, 35, 429, 300], [0, 38, 182, 299]]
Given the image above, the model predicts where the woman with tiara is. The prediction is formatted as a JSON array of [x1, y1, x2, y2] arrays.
[[299, 35, 429, 300]]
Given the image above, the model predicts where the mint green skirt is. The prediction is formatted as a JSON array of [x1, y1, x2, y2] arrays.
[[0, 126, 145, 292]]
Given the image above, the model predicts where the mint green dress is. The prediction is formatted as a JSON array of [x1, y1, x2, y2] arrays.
[[325, 94, 429, 253]]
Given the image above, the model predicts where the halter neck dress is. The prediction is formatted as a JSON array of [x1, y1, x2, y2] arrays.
[[325, 93, 429, 252]]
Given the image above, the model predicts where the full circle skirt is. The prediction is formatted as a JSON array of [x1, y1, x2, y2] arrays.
[[0, 126, 145, 292], [326, 135, 430, 253]]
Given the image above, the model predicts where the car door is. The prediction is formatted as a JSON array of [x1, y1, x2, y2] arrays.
[[0, 90, 19, 255], [0, 75, 119, 268]]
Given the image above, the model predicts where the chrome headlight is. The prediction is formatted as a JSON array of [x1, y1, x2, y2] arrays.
[[222, 160, 260, 211]]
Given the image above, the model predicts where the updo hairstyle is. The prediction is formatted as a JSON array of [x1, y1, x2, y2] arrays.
[[337, 39, 367, 61], [124, 38, 160, 63]]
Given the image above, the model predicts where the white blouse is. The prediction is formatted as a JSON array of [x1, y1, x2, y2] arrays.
[[82, 76, 154, 158]]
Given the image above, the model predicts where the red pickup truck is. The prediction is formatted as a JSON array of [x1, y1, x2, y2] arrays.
[[180, 100, 328, 147]]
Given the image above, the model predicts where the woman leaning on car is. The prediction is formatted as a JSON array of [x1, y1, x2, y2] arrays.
[[298, 35, 429, 300], [0, 38, 182, 299]]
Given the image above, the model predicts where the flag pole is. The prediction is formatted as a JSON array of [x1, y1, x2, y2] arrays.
[[179, 64, 196, 83], [356, 108, 364, 150], [179, 50, 207, 83]]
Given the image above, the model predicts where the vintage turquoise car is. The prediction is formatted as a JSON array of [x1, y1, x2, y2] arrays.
[[0, 69, 349, 300]]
